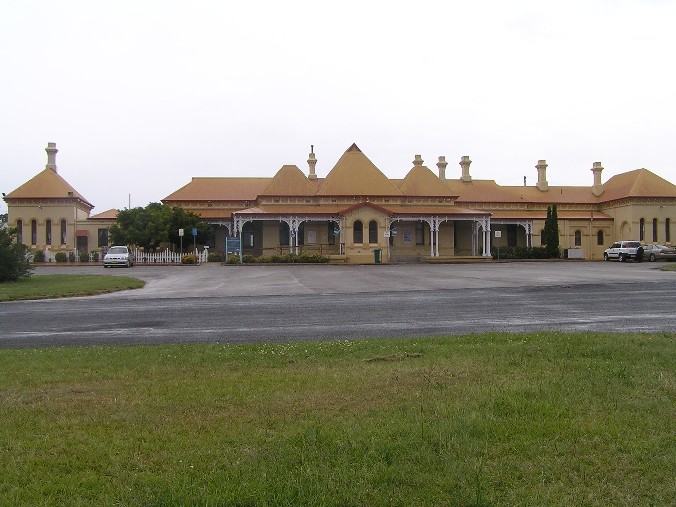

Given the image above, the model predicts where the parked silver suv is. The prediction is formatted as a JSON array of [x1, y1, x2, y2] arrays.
[[603, 241, 643, 262]]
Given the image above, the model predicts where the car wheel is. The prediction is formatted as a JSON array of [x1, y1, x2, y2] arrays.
[[604, 253, 609, 261], [650, 254, 656, 262], [104, 265, 108, 268], [619, 254, 625, 262]]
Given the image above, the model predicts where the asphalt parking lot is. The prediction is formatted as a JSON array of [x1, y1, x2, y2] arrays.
[[35, 260, 674, 299], [2, 261, 674, 348]]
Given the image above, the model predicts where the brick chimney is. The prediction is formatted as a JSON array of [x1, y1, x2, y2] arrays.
[[591, 161, 604, 196], [460, 155, 472, 182], [46, 142, 58, 172], [436, 156, 447, 180], [536, 160, 548, 191], [307, 145, 317, 180]]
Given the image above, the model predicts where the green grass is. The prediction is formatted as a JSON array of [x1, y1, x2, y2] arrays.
[[660, 263, 676, 271], [0, 332, 673, 506], [0, 274, 145, 301]]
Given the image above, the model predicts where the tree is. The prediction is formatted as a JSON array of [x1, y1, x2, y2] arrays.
[[109, 203, 211, 251], [0, 227, 33, 282], [544, 204, 560, 258]]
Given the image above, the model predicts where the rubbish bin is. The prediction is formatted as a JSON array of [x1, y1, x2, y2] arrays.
[[374, 249, 382, 264]]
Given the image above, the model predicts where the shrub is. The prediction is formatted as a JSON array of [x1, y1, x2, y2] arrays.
[[226, 254, 240, 264], [181, 254, 197, 265], [257, 256, 272, 263], [271, 253, 293, 263], [55, 252, 68, 263], [242, 254, 256, 264], [79, 252, 90, 263], [33, 250, 46, 263], [296, 253, 330, 263], [0, 227, 33, 282], [91, 252, 99, 262], [68, 252, 76, 263], [207, 252, 222, 263], [491, 246, 549, 260]]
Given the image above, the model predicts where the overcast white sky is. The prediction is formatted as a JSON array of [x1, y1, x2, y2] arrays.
[[2, 0, 675, 215]]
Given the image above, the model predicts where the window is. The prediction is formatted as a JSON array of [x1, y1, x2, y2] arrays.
[[31, 220, 37, 245], [666, 218, 671, 243], [368, 220, 378, 243], [353, 220, 363, 243], [16, 220, 23, 244], [60, 219, 67, 244], [574, 230, 581, 246], [639, 218, 645, 241], [653, 218, 658, 242], [597, 230, 604, 246], [97, 228, 108, 248], [540, 229, 545, 245], [415, 222, 424, 245], [279, 222, 289, 246], [46, 220, 52, 245]]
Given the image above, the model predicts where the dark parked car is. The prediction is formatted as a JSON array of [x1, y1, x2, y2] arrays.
[[641, 244, 676, 262]]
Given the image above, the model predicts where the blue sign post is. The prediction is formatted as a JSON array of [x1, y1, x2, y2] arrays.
[[226, 237, 242, 264]]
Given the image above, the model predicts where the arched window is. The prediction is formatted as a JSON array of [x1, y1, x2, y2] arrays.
[[16, 220, 23, 244], [368, 220, 378, 243], [31, 220, 37, 245], [574, 230, 581, 246], [353, 220, 363, 243], [653, 218, 658, 242], [60, 219, 67, 245], [540, 229, 545, 245], [279, 222, 289, 246], [597, 230, 604, 246], [46, 219, 52, 245], [639, 218, 645, 241], [666, 218, 671, 243]]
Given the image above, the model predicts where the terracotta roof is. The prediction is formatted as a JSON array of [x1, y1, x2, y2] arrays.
[[234, 204, 345, 216], [89, 208, 119, 220], [5, 168, 93, 207], [600, 168, 676, 201], [446, 179, 521, 203], [163, 177, 270, 202], [398, 165, 455, 197], [317, 144, 404, 196], [490, 210, 612, 220], [260, 165, 317, 196], [383, 204, 489, 216], [504, 186, 599, 204]]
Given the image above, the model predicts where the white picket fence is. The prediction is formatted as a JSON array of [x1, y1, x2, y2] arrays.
[[36, 247, 210, 264]]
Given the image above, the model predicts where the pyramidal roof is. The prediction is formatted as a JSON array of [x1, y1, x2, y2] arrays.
[[399, 165, 454, 196], [317, 144, 403, 196], [260, 165, 317, 196], [601, 168, 676, 201], [5, 167, 93, 207]]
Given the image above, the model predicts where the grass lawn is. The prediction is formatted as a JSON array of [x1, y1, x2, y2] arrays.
[[0, 332, 673, 506], [661, 263, 676, 271], [0, 274, 144, 301]]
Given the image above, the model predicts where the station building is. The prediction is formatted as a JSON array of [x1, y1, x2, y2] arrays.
[[4, 142, 676, 263]]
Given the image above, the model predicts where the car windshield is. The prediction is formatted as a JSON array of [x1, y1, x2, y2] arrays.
[[654, 244, 668, 249], [108, 247, 128, 254]]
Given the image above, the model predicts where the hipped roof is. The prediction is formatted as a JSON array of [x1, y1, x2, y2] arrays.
[[260, 165, 318, 196], [317, 144, 403, 196], [5, 168, 93, 207], [163, 177, 270, 202]]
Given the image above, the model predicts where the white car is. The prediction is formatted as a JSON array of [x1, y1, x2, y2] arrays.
[[603, 241, 642, 262], [103, 246, 135, 268]]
